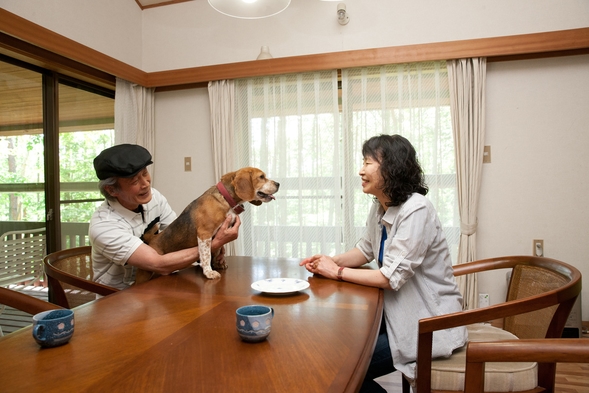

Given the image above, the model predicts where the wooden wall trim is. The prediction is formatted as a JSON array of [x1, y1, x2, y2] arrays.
[[146, 28, 589, 88], [0, 32, 116, 89], [1, 8, 588, 90]]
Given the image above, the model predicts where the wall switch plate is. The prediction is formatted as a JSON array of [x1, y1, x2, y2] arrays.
[[184, 157, 192, 172], [479, 293, 490, 308], [483, 145, 491, 163]]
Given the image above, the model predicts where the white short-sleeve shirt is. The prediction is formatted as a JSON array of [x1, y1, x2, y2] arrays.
[[89, 188, 176, 289]]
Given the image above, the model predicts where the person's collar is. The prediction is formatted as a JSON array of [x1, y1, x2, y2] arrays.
[[108, 199, 144, 221]]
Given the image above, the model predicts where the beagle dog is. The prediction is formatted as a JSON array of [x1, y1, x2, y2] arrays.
[[136, 167, 279, 283]]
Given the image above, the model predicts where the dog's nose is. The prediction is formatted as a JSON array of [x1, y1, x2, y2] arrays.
[[274, 181, 280, 188]]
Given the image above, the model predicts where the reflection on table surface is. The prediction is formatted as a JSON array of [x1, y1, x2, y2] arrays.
[[0, 256, 383, 393]]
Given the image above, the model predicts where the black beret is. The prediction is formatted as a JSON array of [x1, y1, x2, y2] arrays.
[[94, 144, 153, 180]]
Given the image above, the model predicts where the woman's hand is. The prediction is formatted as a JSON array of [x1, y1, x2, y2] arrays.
[[300, 254, 339, 280]]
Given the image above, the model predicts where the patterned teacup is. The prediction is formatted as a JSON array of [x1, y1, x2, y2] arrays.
[[32, 309, 74, 348], [236, 305, 274, 343]]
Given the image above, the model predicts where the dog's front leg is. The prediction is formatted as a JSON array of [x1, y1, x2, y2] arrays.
[[197, 237, 221, 279]]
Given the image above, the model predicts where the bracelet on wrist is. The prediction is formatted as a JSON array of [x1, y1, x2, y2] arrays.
[[337, 266, 345, 281]]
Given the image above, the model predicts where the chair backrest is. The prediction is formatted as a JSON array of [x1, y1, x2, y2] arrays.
[[504, 264, 570, 339], [44, 246, 118, 308], [0, 228, 46, 287]]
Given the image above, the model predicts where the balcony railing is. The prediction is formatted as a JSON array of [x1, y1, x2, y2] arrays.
[[0, 221, 89, 249]]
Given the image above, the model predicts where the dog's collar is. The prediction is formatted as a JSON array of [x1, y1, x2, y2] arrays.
[[216, 182, 245, 214]]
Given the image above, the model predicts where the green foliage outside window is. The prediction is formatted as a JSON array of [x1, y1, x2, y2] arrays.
[[0, 129, 114, 223]]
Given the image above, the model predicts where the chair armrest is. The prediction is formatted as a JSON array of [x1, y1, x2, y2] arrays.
[[464, 339, 589, 393], [0, 286, 62, 315]]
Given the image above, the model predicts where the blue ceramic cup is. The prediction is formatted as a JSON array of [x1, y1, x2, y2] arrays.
[[236, 305, 274, 343], [32, 309, 75, 348]]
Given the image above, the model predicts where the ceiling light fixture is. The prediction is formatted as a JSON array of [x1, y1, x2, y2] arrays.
[[208, 0, 291, 19]]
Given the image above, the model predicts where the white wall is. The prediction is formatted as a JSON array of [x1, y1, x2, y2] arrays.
[[152, 88, 215, 211], [479, 54, 589, 318]]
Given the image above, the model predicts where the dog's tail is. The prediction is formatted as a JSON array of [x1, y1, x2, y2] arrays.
[[141, 217, 160, 244]]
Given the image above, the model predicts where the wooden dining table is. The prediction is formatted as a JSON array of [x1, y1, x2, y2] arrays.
[[0, 256, 383, 393]]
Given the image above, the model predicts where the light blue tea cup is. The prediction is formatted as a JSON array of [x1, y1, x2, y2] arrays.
[[32, 309, 75, 348], [236, 305, 274, 343]]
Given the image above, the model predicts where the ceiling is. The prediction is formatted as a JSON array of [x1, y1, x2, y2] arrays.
[[135, 0, 194, 10]]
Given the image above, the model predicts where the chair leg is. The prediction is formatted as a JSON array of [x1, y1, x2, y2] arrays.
[[47, 276, 70, 308], [402, 374, 412, 393]]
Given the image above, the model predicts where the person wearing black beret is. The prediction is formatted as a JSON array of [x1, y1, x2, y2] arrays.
[[89, 144, 240, 289]]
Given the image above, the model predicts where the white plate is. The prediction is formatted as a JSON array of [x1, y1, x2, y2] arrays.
[[251, 278, 310, 295]]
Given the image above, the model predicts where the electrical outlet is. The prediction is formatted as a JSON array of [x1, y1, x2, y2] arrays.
[[479, 293, 490, 308], [533, 239, 544, 257], [184, 157, 192, 172]]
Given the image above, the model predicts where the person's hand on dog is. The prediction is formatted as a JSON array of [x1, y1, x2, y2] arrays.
[[211, 215, 241, 252], [300, 254, 339, 280]]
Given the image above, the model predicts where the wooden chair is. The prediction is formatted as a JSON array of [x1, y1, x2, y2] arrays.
[[0, 227, 46, 288], [44, 246, 119, 309], [403, 255, 582, 393], [0, 286, 62, 336], [463, 338, 589, 392]]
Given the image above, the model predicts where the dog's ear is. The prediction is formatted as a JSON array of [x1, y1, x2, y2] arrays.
[[249, 200, 262, 206], [233, 168, 257, 201]]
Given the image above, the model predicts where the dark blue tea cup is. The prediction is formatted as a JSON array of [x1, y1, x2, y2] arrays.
[[32, 309, 74, 348]]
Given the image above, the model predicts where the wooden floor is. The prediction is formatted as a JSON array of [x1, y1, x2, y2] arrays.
[[1, 286, 588, 392]]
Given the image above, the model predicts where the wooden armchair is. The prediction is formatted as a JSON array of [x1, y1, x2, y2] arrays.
[[44, 246, 119, 309], [403, 255, 582, 393]]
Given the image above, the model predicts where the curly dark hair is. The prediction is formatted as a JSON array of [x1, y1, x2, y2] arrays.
[[362, 134, 428, 207]]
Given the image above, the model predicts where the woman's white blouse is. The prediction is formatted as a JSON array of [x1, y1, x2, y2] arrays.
[[356, 193, 468, 379]]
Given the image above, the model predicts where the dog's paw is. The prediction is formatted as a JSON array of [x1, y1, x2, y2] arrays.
[[204, 270, 222, 279]]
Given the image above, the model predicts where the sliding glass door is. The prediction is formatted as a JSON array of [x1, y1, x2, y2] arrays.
[[58, 80, 114, 249], [0, 59, 45, 237], [0, 56, 114, 253]]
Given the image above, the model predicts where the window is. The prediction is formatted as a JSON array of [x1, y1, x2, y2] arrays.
[[0, 56, 114, 252], [234, 62, 458, 260]]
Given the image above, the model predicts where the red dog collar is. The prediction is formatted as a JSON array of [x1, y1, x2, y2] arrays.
[[216, 182, 245, 214]]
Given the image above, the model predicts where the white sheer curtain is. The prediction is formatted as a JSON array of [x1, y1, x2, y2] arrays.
[[234, 71, 341, 257], [114, 78, 156, 179], [341, 63, 458, 256], [208, 79, 236, 255], [447, 58, 487, 310], [232, 63, 457, 259]]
